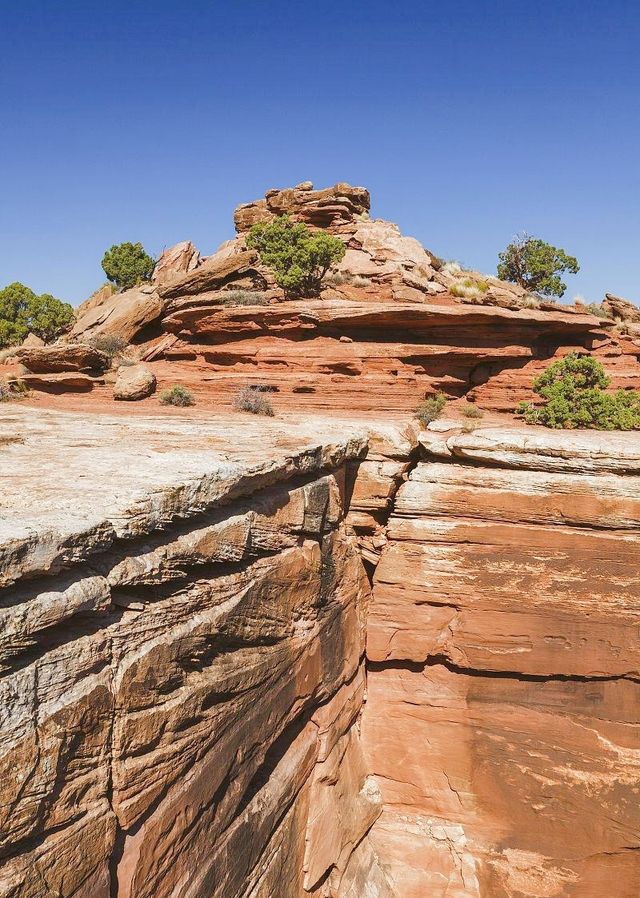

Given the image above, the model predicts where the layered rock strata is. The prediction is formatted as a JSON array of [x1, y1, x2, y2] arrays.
[[363, 425, 640, 898], [0, 408, 387, 898]]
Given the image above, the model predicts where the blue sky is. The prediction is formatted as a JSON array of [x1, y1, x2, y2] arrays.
[[1, 0, 638, 306]]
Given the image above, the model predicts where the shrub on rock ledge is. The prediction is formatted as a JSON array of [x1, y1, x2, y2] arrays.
[[246, 215, 345, 297], [497, 234, 579, 297], [0, 282, 75, 347], [415, 393, 447, 427], [102, 242, 155, 290], [517, 353, 640, 430]]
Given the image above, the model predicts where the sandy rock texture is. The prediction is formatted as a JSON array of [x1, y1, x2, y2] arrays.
[[0, 408, 388, 898], [362, 425, 640, 898]]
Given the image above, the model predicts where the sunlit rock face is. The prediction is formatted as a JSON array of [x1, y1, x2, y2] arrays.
[[362, 426, 640, 898], [0, 409, 385, 898], [1, 410, 639, 896]]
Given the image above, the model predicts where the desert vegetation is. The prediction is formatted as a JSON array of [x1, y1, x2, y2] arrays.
[[497, 234, 579, 297], [159, 385, 195, 407], [415, 392, 447, 427], [101, 242, 155, 290], [0, 282, 74, 347], [234, 385, 275, 416], [247, 215, 345, 297], [517, 353, 640, 429]]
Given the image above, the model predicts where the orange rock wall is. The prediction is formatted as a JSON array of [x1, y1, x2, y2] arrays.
[[0, 431, 383, 898], [362, 434, 640, 897]]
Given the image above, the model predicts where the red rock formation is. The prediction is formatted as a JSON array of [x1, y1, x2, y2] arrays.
[[362, 425, 640, 898]]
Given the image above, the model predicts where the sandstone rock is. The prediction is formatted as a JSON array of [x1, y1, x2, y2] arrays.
[[21, 332, 45, 348], [113, 364, 156, 401], [152, 241, 201, 284], [363, 431, 640, 897], [157, 248, 261, 300], [19, 371, 100, 392], [17, 343, 110, 373], [0, 407, 372, 898], [70, 285, 163, 343], [234, 182, 370, 232], [604, 292, 640, 322]]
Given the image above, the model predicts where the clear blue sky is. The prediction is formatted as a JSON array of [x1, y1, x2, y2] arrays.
[[1, 0, 638, 306]]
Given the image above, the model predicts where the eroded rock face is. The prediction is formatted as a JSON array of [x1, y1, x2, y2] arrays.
[[362, 425, 640, 898], [0, 408, 385, 898], [234, 182, 371, 232], [69, 285, 164, 343], [152, 241, 201, 285], [17, 343, 110, 373]]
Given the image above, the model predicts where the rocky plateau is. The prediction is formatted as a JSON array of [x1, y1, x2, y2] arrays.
[[1, 182, 639, 897]]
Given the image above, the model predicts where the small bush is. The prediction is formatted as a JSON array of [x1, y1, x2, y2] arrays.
[[584, 302, 614, 320], [415, 392, 447, 427], [352, 275, 371, 287], [159, 385, 195, 407], [234, 386, 275, 416], [462, 403, 483, 419], [247, 215, 346, 297], [517, 353, 640, 430], [0, 379, 29, 402], [89, 334, 128, 359], [220, 290, 268, 306], [102, 242, 155, 290]]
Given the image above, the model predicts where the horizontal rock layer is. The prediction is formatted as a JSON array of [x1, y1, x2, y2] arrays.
[[0, 409, 391, 898], [362, 426, 640, 897]]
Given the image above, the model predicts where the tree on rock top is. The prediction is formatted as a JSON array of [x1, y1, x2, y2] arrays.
[[0, 282, 74, 347], [497, 234, 579, 297], [102, 242, 155, 290], [246, 216, 345, 297]]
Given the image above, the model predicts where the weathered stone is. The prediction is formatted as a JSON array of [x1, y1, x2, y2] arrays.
[[234, 182, 370, 232], [157, 249, 260, 300], [152, 241, 201, 284], [17, 343, 109, 373], [69, 286, 163, 343], [113, 364, 156, 401]]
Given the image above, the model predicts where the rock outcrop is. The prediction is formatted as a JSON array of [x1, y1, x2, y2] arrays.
[[0, 408, 386, 898], [69, 285, 164, 343], [234, 182, 371, 232], [363, 424, 640, 897]]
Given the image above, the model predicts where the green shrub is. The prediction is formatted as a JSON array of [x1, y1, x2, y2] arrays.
[[234, 386, 275, 416], [246, 216, 346, 297], [497, 234, 579, 297], [0, 282, 74, 347], [159, 385, 195, 407], [517, 353, 640, 430], [462, 402, 483, 419], [415, 392, 447, 427], [102, 242, 155, 290]]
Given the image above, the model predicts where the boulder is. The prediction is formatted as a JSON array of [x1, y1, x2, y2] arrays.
[[69, 285, 163, 343], [17, 344, 110, 374], [113, 364, 157, 401], [21, 333, 45, 348], [234, 182, 370, 232], [152, 241, 201, 285]]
